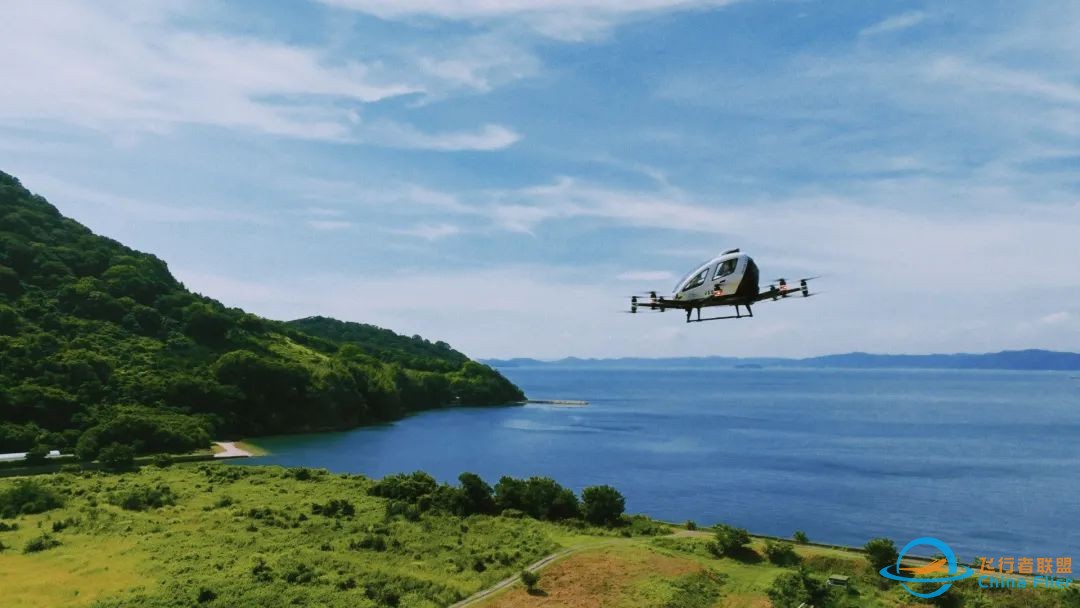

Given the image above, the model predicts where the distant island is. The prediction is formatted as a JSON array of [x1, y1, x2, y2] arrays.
[[486, 349, 1080, 371], [0, 170, 523, 459]]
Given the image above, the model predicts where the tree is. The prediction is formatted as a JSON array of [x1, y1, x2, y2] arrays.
[[763, 540, 800, 566], [793, 530, 809, 544], [864, 537, 899, 571], [23, 445, 49, 465], [458, 472, 496, 515], [519, 570, 540, 593], [710, 524, 751, 557], [74, 433, 100, 462], [766, 569, 828, 608], [581, 485, 625, 526], [99, 442, 135, 470]]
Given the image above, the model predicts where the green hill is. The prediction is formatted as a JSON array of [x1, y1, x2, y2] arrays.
[[0, 170, 523, 458]]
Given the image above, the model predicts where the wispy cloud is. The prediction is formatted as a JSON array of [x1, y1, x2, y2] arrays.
[[391, 223, 462, 240], [617, 270, 676, 281], [306, 219, 353, 231], [859, 11, 929, 37], [0, 1, 518, 150], [18, 173, 268, 225], [362, 122, 521, 151], [318, 0, 740, 40]]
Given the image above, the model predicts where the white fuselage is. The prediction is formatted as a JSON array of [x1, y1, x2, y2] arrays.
[[672, 252, 752, 301]]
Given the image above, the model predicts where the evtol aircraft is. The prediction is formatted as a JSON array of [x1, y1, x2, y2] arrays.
[[628, 248, 818, 323]]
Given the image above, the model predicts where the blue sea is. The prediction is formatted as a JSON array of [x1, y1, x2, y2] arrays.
[[240, 366, 1080, 559]]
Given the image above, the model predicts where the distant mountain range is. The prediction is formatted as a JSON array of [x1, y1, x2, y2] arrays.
[[485, 349, 1080, 371]]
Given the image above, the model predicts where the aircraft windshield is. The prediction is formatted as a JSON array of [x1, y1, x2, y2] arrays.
[[673, 262, 710, 293]]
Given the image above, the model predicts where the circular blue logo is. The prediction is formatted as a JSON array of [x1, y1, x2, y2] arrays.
[[879, 537, 974, 598]]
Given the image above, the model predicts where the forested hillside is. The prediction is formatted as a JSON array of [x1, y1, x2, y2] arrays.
[[0, 171, 523, 458]]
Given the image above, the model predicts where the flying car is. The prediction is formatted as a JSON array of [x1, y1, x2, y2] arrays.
[[628, 248, 818, 323]]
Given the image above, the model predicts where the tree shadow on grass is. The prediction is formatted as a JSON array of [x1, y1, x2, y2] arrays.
[[726, 546, 764, 564]]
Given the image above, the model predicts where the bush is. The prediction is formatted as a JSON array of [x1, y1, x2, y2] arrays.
[[709, 524, 751, 557], [864, 537, 899, 571], [766, 569, 828, 608], [99, 442, 135, 470], [23, 533, 62, 554], [0, 479, 64, 517], [152, 453, 173, 468], [110, 484, 176, 511], [581, 485, 625, 526], [793, 530, 809, 544], [685, 520, 698, 531], [24, 445, 50, 465], [520, 570, 540, 591], [494, 476, 579, 521], [456, 472, 496, 515], [763, 540, 800, 566], [311, 499, 355, 518], [369, 471, 438, 502]]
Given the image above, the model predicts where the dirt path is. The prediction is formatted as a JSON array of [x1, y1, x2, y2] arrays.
[[449, 540, 624, 608], [212, 441, 253, 458]]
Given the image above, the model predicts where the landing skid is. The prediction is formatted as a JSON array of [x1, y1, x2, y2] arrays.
[[685, 304, 753, 323]]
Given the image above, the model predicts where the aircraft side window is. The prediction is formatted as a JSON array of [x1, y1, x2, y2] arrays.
[[682, 269, 708, 292], [713, 259, 738, 279]]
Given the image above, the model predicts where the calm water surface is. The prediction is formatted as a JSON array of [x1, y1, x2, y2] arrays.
[[240, 367, 1080, 558]]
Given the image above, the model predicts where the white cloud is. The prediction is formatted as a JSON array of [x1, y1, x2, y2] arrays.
[[617, 271, 677, 281], [362, 122, 521, 151], [318, 0, 739, 40], [16, 173, 268, 225], [1038, 311, 1071, 325], [391, 223, 462, 240], [859, 11, 929, 37], [0, 0, 520, 150], [306, 219, 353, 231], [480, 177, 1080, 292]]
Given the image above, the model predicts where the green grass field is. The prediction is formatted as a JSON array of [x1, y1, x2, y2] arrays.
[[0, 464, 1073, 608]]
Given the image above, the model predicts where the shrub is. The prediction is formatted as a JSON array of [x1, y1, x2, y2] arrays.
[[23, 533, 62, 554], [284, 562, 318, 585], [110, 484, 176, 511], [581, 485, 625, 526], [197, 588, 217, 603], [685, 520, 698, 531], [520, 570, 540, 592], [0, 479, 64, 517], [24, 445, 50, 465], [709, 524, 751, 557], [251, 557, 274, 582], [350, 534, 388, 552], [99, 442, 135, 470], [864, 537, 899, 571], [152, 453, 173, 468], [793, 530, 809, 544], [766, 569, 828, 608], [51, 518, 76, 533], [456, 472, 496, 515], [0, 521, 18, 532], [494, 476, 579, 521], [370, 471, 438, 502], [763, 540, 800, 566], [311, 498, 355, 518]]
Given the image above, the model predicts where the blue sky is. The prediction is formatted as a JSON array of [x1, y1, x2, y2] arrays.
[[3, 0, 1079, 358]]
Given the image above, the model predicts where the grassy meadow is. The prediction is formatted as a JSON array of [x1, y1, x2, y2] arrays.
[[0, 463, 1074, 608]]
